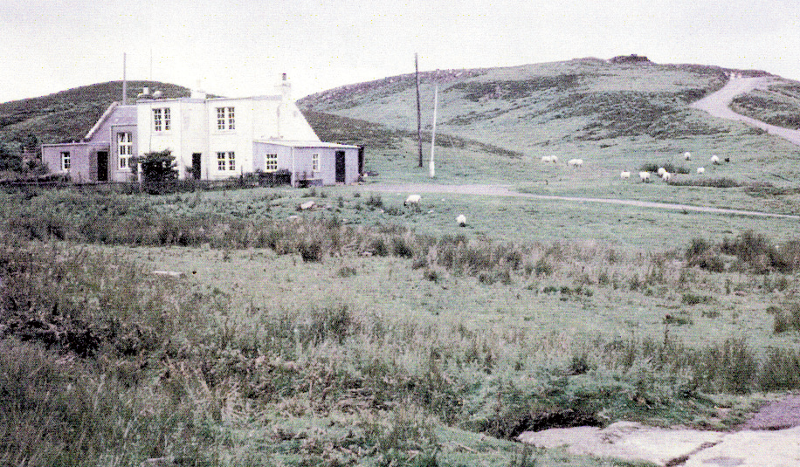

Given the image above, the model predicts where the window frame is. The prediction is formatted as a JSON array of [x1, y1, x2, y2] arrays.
[[153, 107, 171, 132], [61, 151, 71, 171], [117, 132, 133, 169], [265, 153, 278, 173], [216, 151, 236, 171], [215, 106, 235, 130], [312, 153, 320, 172]]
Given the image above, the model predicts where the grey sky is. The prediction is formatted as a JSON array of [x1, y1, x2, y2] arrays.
[[1, 0, 798, 103]]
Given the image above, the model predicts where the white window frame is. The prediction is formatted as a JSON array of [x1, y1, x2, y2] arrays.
[[117, 132, 133, 169], [265, 153, 278, 173], [216, 107, 235, 130], [312, 153, 320, 172], [61, 151, 70, 171], [153, 107, 171, 132], [216, 151, 235, 171]]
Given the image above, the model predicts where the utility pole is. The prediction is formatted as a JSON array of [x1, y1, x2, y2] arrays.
[[415, 53, 423, 167], [429, 85, 438, 178]]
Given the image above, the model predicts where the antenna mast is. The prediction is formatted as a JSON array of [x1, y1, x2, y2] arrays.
[[415, 53, 423, 168], [122, 53, 127, 105]]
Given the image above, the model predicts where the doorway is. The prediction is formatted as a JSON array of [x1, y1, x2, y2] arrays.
[[335, 151, 346, 183], [192, 153, 202, 180], [97, 151, 108, 182]]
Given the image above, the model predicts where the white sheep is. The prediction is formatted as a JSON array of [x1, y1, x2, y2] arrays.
[[567, 158, 583, 167], [639, 171, 651, 182], [683, 152, 692, 161], [657, 167, 667, 177], [697, 167, 705, 174], [404, 194, 421, 206], [456, 214, 467, 227], [661, 172, 672, 182], [550, 155, 558, 163], [620, 171, 631, 179], [541, 155, 552, 163], [711, 155, 720, 165]]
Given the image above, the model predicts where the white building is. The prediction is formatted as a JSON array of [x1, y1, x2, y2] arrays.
[[43, 75, 363, 186]]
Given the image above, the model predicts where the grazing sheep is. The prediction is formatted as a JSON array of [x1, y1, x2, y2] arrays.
[[456, 214, 467, 226], [697, 167, 705, 174], [550, 155, 558, 163], [657, 167, 666, 177], [541, 155, 552, 163], [711, 155, 720, 165], [567, 158, 583, 167], [661, 172, 672, 182], [683, 152, 692, 161], [639, 171, 651, 182], [404, 194, 421, 206], [620, 171, 631, 179]]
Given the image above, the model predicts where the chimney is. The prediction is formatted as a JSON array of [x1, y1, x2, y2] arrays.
[[278, 73, 291, 102], [191, 79, 207, 99]]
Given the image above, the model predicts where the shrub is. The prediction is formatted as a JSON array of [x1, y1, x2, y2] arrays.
[[133, 149, 178, 194]]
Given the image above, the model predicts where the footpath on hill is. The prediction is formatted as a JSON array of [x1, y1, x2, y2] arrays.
[[362, 77, 800, 466], [691, 76, 800, 146]]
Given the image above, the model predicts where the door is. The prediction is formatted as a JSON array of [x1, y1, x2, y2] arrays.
[[192, 153, 202, 180], [97, 151, 108, 182], [335, 151, 346, 183], [358, 146, 365, 176]]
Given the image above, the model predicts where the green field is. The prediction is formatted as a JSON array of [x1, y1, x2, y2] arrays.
[[2, 58, 800, 466]]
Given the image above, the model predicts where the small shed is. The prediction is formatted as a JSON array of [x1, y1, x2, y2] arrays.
[[253, 140, 362, 186]]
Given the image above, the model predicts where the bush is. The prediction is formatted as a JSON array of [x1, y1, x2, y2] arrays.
[[133, 149, 178, 194]]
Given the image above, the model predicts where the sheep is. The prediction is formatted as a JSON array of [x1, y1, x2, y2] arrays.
[[404, 194, 421, 206], [456, 214, 467, 227], [711, 155, 720, 165], [620, 171, 631, 179], [639, 171, 651, 182], [683, 151, 692, 161], [550, 155, 558, 163], [541, 155, 552, 163], [697, 167, 705, 174], [661, 172, 672, 182], [657, 167, 666, 177], [567, 158, 583, 167]]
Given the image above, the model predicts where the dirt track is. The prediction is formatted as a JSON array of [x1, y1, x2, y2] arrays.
[[362, 183, 800, 220], [691, 76, 800, 146]]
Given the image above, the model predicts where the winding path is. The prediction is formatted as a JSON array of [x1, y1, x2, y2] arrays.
[[691, 76, 800, 146]]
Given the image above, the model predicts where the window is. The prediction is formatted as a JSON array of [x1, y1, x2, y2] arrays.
[[61, 151, 70, 171], [265, 153, 278, 172], [117, 132, 132, 168], [216, 151, 235, 171], [312, 153, 320, 172], [153, 108, 171, 131], [216, 107, 235, 130]]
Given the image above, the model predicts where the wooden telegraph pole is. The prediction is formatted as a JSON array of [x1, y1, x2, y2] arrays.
[[415, 53, 423, 167]]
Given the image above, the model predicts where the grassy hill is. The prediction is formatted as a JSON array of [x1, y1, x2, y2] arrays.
[[0, 81, 191, 154], [300, 57, 800, 215]]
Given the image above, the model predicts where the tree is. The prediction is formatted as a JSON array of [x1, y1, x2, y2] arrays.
[[132, 149, 178, 194]]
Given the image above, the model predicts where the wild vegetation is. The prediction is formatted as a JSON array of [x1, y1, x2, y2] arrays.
[[3, 58, 800, 465]]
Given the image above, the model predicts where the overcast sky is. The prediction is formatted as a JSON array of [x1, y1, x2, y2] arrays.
[[1, 0, 798, 103]]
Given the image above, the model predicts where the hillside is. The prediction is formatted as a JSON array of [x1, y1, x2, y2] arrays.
[[298, 57, 798, 155], [0, 81, 191, 156]]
